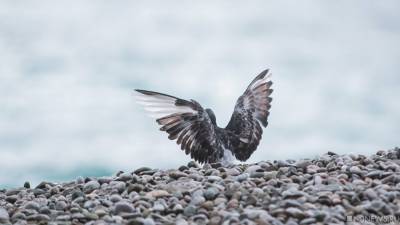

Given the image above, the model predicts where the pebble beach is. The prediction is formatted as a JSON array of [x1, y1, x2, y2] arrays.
[[1, 148, 400, 225]]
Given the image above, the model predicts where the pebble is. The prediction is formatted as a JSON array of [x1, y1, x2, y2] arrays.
[[114, 202, 135, 214], [55, 201, 68, 211], [282, 188, 306, 199], [76, 176, 85, 184], [109, 181, 126, 193], [26, 214, 50, 222], [349, 166, 363, 175], [236, 173, 249, 182], [173, 204, 184, 212], [23, 181, 31, 189], [5, 195, 18, 204], [306, 165, 319, 174], [134, 167, 152, 174], [0, 148, 399, 224], [187, 161, 200, 168], [264, 171, 277, 180], [11, 212, 26, 221], [245, 165, 262, 173], [183, 205, 197, 217], [207, 176, 222, 182], [286, 207, 305, 219], [83, 180, 100, 193], [146, 190, 170, 198], [169, 171, 188, 179], [152, 203, 165, 211], [204, 187, 219, 200], [110, 194, 123, 203], [71, 190, 85, 200], [118, 172, 133, 181], [24, 201, 40, 211], [0, 208, 9, 223]]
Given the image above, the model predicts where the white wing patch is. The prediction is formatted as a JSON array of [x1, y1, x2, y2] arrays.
[[242, 70, 272, 111], [250, 70, 272, 90], [134, 91, 197, 118]]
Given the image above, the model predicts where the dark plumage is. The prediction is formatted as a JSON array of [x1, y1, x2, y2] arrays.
[[135, 69, 273, 165]]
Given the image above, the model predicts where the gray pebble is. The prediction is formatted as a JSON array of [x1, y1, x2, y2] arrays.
[[152, 203, 165, 211], [187, 161, 200, 168], [114, 202, 135, 214], [55, 201, 68, 211], [109, 181, 126, 193], [71, 190, 85, 200], [286, 207, 305, 219], [349, 166, 363, 175], [83, 180, 100, 193], [56, 215, 71, 221], [0, 208, 9, 223], [183, 205, 197, 217], [1, 149, 399, 225], [11, 212, 26, 221], [5, 195, 18, 204], [110, 194, 122, 203], [118, 172, 133, 181], [75, 176, 85, 184], [26, 214, 50, 222], [204, 187, 219, 200], [170, 171, 188, 179], [207, 176, 222, 182], [282, 188, 306, 199], [264, 171, 277, 180], [236, 173, 249, 182], [306, 165, 319, 174], [24, 201, 40, 211], [134, 167, 152, 174], [245, 165, 262, 173]]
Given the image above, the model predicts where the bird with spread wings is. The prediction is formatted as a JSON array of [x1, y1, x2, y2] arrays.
[[135, 69, 273, 165]]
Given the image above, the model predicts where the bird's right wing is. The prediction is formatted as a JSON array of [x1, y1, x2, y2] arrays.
[[134, 89, 223, 163], [225, 69, 273, 161]]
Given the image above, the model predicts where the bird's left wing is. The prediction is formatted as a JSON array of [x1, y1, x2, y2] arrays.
[[225, 69, 273, 161], [134, 89, 223, 163]]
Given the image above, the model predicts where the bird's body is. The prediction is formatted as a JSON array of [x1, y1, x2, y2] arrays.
[[135, 69, 273, 165]]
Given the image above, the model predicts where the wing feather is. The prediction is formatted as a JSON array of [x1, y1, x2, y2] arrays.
[[226, 69, 273, 161], [135, 89, 223, 163]]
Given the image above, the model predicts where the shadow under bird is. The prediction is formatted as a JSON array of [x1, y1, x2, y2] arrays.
[[135, 69, 273, 165]]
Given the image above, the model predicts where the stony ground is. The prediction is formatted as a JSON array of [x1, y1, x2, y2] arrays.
[[1, 148, 400, 225]]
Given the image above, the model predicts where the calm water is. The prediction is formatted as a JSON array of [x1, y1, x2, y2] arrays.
[[1, 1, 399, 188]]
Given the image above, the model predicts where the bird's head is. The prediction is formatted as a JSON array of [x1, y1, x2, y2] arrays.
[[205, 108, 217, 126]]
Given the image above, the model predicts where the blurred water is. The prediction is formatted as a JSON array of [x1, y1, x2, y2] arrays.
[[0, 1, 399, 188]]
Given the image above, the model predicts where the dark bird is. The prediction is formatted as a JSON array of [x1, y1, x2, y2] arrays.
[[134, 69, 273, 165]]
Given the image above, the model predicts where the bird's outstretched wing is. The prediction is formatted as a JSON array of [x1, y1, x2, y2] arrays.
[[225, 69, 273, 161], [134, 89, 223, 163]]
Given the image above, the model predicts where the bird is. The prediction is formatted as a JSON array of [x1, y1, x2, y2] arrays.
[[134, 69, 273, 165]]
